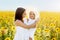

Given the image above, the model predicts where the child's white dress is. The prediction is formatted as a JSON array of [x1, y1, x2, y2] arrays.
[[24, 18, 36, 40]]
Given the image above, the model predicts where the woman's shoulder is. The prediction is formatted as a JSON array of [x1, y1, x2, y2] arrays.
[[15, 20, 22, 26]]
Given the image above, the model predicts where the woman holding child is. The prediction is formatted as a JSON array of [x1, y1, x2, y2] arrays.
[[14, 7, 38, 40]]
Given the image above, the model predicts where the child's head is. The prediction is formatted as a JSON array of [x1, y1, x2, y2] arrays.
[[29, 11, 35, 19]]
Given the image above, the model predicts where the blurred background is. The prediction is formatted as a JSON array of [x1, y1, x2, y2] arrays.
[[0, 0, 60, 11], [0, 0, 60, 40]]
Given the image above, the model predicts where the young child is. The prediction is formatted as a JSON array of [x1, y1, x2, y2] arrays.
[[24, 11, 36, 40]]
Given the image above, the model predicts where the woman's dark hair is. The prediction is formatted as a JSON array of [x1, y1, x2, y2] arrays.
[[15, 7, 25, 22]]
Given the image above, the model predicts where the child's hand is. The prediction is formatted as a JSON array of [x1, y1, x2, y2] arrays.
[[35, 18, 40, 23]]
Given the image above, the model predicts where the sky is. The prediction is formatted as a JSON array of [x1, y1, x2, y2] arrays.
[[0, 0, 60, 11]]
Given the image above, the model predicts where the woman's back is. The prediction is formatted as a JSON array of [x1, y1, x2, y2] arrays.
[[14, 26, 29, 40]]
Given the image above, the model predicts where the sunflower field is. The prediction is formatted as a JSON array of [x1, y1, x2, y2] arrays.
[[0, 11, 16, 40], [34, 11, 60, 40], [0, 11, 60, 40]]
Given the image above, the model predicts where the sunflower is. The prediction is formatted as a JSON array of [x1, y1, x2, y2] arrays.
[[10, 26, 16, 32], [36, 28, 41, 33], [51, 38, 56, 40], [1, 27, 8, 34], [55, 27, 60, 32], [50, 23, 56, 27], [4, 37, 11, 40], [44, 29, 50, 33], [44, 23, 49, 27]]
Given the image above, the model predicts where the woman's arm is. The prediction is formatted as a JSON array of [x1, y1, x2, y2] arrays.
[[15, 20, 37, 29]]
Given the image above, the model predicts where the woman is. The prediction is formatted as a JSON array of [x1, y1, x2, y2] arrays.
[[14, 7, 37, 40]]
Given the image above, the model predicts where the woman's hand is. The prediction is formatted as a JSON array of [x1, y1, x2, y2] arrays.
[[29, 37, 32, 40]]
